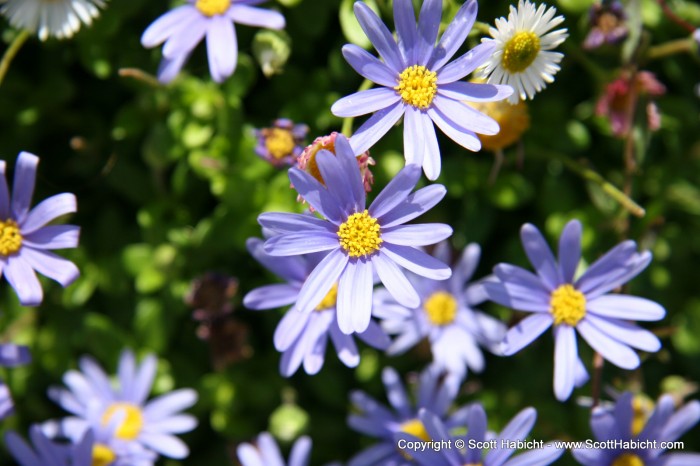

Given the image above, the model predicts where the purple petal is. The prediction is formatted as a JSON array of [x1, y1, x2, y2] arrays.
[[501, 313, 552, 355], [372, 251, 420, 308], [157, 53, 189, 84], [289, 437, 312, 466], [4, 255, 43, 306], [353, 2, 404, 71], [227, 4, 285, 29], [576, 319, 640, 369], [22, 225, 79, 250], [558, 220, 582, 283], [553, 325, 578, 401], [432, 95, 499, 135], [341, 44, 397, 88], [483, 281, 550, 313], [382, 367, 411, 416], [574, 240, 639, 294], [206, 16, 237, 83], [0, 161, 10, 219], [11, 152, 38, 223], [19, 248, 78, 287], [316, 150, 356, 215], [415, 0, 442, 65], [393, 0, 418, 64], [419, 111, 441, 181], [402, 106, 426, 167], [334, 134, 366, 211], [356, 320, 391, 349], [382, 243, 451, 280], [428, 0, 478, 70], [437, 41, 496, 84], [162, 15, 207, 59], [438, 81, 513, 102], [426, 106, 481, 151], [331, 87, 401, 118], [0, 344, 31, 366], [382, 224, 452, 246], [520, 223, 562, 290], [20, 193, 77, 235], [329, 323, 360, 367], [294, 249, 348, 314], [141, 5, 194, 47], [337, 259, 374, 334], [368, 164, 421, 219], [243, 283, 299, 310], [288, 168, 344, 223], [584, 251, 653, 300], [246, 237, 308, 283], [487, 407, 537, 465], [302, 312, 331, 374], [660, 400, 700, 443], [585, 314, 661, 352], [257, 212, 335, 235], [263, 232, 339, 256], [505, 447, 565, 466], [274, 309, 311, 351], [379, 184, 446, 228], [139, 432, 189, 459], [586, 295, 665, 321], [349, 102, 405, 155], [143, 389, 197, 421]]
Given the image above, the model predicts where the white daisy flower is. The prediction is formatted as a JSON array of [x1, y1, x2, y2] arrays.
[[479, 0, 568, 104], [0, 0, 105, 41]]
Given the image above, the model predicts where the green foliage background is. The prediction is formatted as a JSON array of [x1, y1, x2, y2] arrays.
[[0, 0, 699, 464]]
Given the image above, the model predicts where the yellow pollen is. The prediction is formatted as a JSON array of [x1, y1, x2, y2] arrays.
[[102, 403, 145, 441], [0, 219, 22, 256], [400, 419, 431, 442], [92, 444, 116, 466], [612, 453, 645, 466], [195, 0, 231, 16], [424, 291, 458, 326], [631, 395, 653, 436], [394, 65, 438, 109], [501, 31, 541, 73], [549, 284, 586, 326], [315, 284, 338, 311], [265, 128, 296, 160], [337, 210, 382, 258]]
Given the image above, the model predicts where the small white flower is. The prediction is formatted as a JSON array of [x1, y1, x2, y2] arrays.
[[479, 0, 568, 104], [0, 0, 105, 41]]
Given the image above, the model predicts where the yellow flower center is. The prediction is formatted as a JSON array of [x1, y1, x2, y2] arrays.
[[102, 403, 145, 441], [315, 284, 338, 311], [92, 444, 116, 466], [0, 219, 22, 256], [337, 210, 382, 258], [395, 65, 438, 109], [631, 395, 652, 436], [549, 284, 586, 326], [195, 0, 231, 17], [612, 453, 645, 466], [265, 128, 296, 160], [424, 291, 458, 326], [501, 31, 541, 73], [400, 418, 431, 442]]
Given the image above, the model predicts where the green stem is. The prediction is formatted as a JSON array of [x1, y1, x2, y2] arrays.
[[118, 68, 162, 88], [645, 38, 694, 61], [341, 78, 373, 137], [0, 30, 30, 88], [541, 151, 646, 218]]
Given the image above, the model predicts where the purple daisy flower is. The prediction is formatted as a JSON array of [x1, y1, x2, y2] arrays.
[[396, 404, 564, 466], [348, 366, 464, 466], [244, 237, 390, 376], [254, 119, 309, 167], [0, 343, 31, 420], [331, 0, 513, 180], [237, 432, 311, 466], [375, 241, 506, 380], [258, 134, 452, 335], [484, 219, 665, 401], [141, 0, 285, 83], [573, 392, 700, 466], [48, 349, 198, 460], [0, 152, 80, 307]]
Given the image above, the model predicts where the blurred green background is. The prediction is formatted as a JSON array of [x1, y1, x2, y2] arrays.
[[0, 0, 699, 464]]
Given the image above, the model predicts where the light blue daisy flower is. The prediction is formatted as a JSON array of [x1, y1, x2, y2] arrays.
[[375, 241, 506, 380], [258, 134, 452, 335], [331, 0, 513, 180], [141, 0, 285, 83], [348, 365, 464, 466], [237, 432, 311, 466], [0, 152, 80, 307], [396, 404, 564, 466], [573, 392, 700, 466], [0, 343, 31, 420], [48, 350, 198, 460], [484, 219, 665, 401], [244, 238, 390, 376]]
